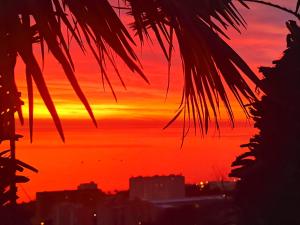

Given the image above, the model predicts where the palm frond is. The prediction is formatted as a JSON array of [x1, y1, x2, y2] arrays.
[[1, 0, 148, 139], [0, 151, 37, 206], [127, 0, 261, 134], [244, 0, 300, 20]]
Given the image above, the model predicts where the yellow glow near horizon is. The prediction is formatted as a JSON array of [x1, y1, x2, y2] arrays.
[[20, 102, 180, 119]]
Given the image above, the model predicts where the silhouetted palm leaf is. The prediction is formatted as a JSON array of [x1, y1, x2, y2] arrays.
[[0, 151, 37, 206], [1, 0, 263, 139], [1, 0, 147, 140], [127, 0, 261, 134]]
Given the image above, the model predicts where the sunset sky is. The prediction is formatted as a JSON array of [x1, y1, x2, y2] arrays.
[[9, 1, 296, 202]]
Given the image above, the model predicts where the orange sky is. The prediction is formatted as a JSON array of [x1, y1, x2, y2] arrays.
[[6, 1, 297, 202]]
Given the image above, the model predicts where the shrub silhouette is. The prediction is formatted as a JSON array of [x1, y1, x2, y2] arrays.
[[231, 21, 300, 225]]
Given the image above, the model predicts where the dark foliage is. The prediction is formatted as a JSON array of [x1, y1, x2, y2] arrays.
[[230, 21, 300, 225], [0, 150, 37, 206], [126, 0, 260, 135], [0, 0, 148, 140], [0, 0, 146, 208], [0, 0, 261, 207], [0, 0, 262, 141]]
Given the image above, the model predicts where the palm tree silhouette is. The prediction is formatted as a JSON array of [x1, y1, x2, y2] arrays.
[[0, 0, 262, 207], [0, 0, 148, 206], [0, 1, 299, 223]]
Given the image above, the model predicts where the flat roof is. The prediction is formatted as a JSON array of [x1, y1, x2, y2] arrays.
[[148, 195, 225, 205]]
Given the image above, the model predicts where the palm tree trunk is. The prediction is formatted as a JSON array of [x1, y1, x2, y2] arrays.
[[9, 124, 17, 206], [0, 21, 19, 206]]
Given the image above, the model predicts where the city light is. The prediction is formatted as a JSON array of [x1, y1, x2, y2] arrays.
[[199, 181, 205, 189]]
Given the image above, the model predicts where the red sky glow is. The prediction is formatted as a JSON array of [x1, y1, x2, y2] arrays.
[[10, 1, 297, 202]]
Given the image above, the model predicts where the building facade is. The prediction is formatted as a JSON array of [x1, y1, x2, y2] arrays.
[[129, 175, 185, 201], [35, 182, 104, 225]]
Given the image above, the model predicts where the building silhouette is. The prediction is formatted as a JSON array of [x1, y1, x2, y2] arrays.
[[129, 175, 185, 201], [35, 182, 104, 225], [34, 177, 237, 225]]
